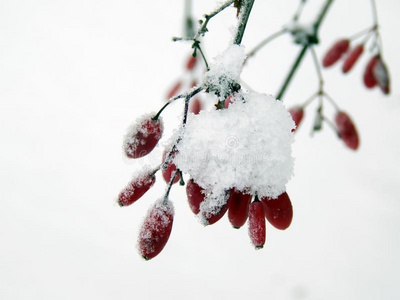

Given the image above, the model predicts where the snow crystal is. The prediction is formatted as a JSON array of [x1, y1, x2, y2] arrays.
[[203, 45, 246, 98], [174, 91, 295, 201]]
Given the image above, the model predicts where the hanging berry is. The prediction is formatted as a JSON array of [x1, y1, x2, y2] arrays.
[[138, 199, 174, 260], [289, 106, 304, 132], [123, 116, 163, 159], [261, 192, 293, 230], [363, 55, 379, 88], [118, 172, 156, 207], [342, 44, 364, 73], [162, 150, 181, 184], [322, 39, 350, 67], [335, 111, 359, 150], [228, 190, 252, 229], [248, 199, 266, 249], [373, 57, 390, 94]]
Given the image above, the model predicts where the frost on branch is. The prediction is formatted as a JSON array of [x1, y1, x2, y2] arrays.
[[203, 44, 246, 98], [175, 92, 295, 202]]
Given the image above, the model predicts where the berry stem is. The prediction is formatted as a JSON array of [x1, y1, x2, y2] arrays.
[[153, 86, 203, 121], [184, 0, 195, 39], [276, 0, 334, 101], [245, 28, 287, 64], [323, 92, 340, 111], [310, 46, 324, 93], [293, 0, 307, 22], [301, 91, 318, 109], [164, 170, 179, 204]]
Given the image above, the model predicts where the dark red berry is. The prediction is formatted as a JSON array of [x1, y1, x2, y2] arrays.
[[335, 111, 359, 150], [166, 81, 182, 99], [248, 200, 266, 249], [118, 174, 156, 207], [162, 150, 180, 184], [186, 55, 197, 71], [363, 56, 379, 88], [261, 192, 293, 230], [124, 118, 163, 159], [322, 39, 350, 67], [289, 106, 304, 132], [373, 58, 390, 94], [342, 44, 364, 73], [138, 199, 174, 260], [228, 190, 252, 228], [203, 198, 229, 226], [189, 98, 202, 115], [186, 179, 205, 215]]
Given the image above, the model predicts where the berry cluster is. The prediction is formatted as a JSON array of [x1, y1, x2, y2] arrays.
[[322, 35, 390, 94]]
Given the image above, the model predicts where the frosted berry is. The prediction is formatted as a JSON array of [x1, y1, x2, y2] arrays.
[[322, 39, 350, 67], [289, 106, 304, 132], [261, 192, 293, 230], [248, 200, 266, 249], [118, 173, 156, 207], [228, 190, 252, 228], [186, 179, 205, 215], [166, 81, 182, 99], [363, 56, 379, 88], [186, 55, 197, 70], [335, 111, 359, 150], [162, 150, 180, 184], [189, 98, 202, 115], [373, 57, 390, 94], [203, 198, 229, 226], [342, 44, 364, 73], [124, 117, 163, 159], [138, 199, 174, 260]]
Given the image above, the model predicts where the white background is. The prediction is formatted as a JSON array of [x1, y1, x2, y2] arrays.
[[1, 0, 399, 299]]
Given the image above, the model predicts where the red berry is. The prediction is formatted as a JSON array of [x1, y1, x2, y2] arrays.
[[289, 106, 304, 132], [322, 39, 350, 67], [189, 98, 202, 115], [224, 95, 234, 108], [186, 179, 205, 215], [162, 150, 180, 184], [373, 58, 390, 94], [118, 173, 156, 207], [261, 192, 293, 230], [363, 56, 379, 88], [204, 198, 229, 226], [335, 111, 359, 150], [228, 190, 252, 228], [342, 44, 364, 73], [166, 81, 182, 99], [186, 55, 197, 70], [186, 180, 229, 225], [138, 199, 174, 260], [124, 117, 163, 159], [248, 200, 266, 249]]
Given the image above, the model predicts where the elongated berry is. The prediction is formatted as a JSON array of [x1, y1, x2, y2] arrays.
[[189, 98, 202, 115], [363, 56, 379, 88], [322, 39, 350, 67], [248, 200, 266, 249], [186, 55, 197, 71], [373, 58, 390, 94], [118, 173, 156, 207], [335, 111, 359, 150], [162, 150, 180, 184], [138, 199, 174, 260], [166, 81, 182, 99], [224, 95, 234, 108], [261, 192, 293, 230], [342, 44, 364, 73], [228, 189, 252, 228], [124, 116, 163, 159], [202, 197, 229, 226], [289, 106, 304, 132], [186, 179, 205, 215]]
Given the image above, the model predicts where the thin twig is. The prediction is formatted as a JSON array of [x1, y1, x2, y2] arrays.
[[245, 28, 287, 63]]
